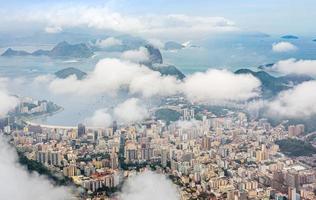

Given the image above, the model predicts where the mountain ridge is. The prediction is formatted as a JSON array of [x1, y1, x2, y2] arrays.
[[1, 41, 94, 58]]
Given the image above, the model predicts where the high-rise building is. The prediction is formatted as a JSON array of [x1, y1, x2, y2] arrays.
[[113, 121, 118, 133], [288, 187, 297, 200], [78, 123, 86, 137], [295, 124, 305, 136], [288, 125, 295, 137], [201, 136, 212, 151], [161, 148, 168, 167]]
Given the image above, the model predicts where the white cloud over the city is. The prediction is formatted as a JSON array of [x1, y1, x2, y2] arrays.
[[9, 6, 238, 40], [272, 58, 316, 76], [173, 120, 201, 129], [0, 78, 19, 117], [0, 137, 72, 200], [118, 171, 179, 200], [272, 42, 297, 52], [48, 58, 181, 97], [96, 37, 122, 48], [114, 98, 148, 123], [85, 98, 149, 126], [182, 69, 261, 103], [129, 72, 180, 98], [44, 58, 261, 103], [0, 90, 18, 117], [85, 109, 113, 128], [267, 81, 316, 118]]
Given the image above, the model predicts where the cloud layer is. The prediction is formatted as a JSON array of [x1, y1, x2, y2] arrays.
[[183, 69, 261, 102], [113, 98, 149, 123], [43, 58, 262, 105], [0, 90, 18, 117], [272, 42, 297, 52], [85, 98, 149, 126], [48, 58, 181, 97], [0, 78, 19, 117], [267, 81, 316, 118], [121, 47, 150, 63], [118, 171, 179, 200], [85, 109, 113, 127], [96, 37, 122, 48], [273, 58, 316, 76], [0, 137, 72, 200], [9, 6, 238, 40]]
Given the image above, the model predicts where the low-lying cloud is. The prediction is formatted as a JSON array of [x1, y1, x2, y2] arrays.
[[267, 81, 316, 118], [182, 69, 261, 103], [48, 58, 181, 97], [43, 58, 261, 104], [0, 90, 18, 117], [0, 137, 72, 200], [96, 37, 122, 48], [272, 42, 297, 52], [121, 47, 150, 63], [85, 109, 113, 127], [273, 58, 316, 76], [173, 119, 201, 129], [0, 78, 19, 117], [114, 98, 149, 123], [118, 171, 179, 200], [85, 98, 148, 126]]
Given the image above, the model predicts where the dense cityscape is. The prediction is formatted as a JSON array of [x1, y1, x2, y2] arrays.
[[1, 1, 316, 200], [1, 95, 315, 200]]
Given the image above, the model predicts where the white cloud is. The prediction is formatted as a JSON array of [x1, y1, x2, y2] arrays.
[[118, 171, 179, 200], [0, 90, 18, 117], [48, 58, 181, 97], [0, 137, 72, 200], [129, 72, 181, 98], [96, 37, 122, 48], [182, 69, 261, 103], [121, 47, 150, 63], [146, 38, 165, 49], [173, 120, 201, 129], [44, 59, 261, 104], [0, 78, 19, 117], [272, 42, 297, 52], [267, 81, 316, 118], [273, 58, 316, 75], [12, 6, 238, 40], [114, 98, 148, 123], [44, 26, 62, 33], [85, 109, 112, 128]]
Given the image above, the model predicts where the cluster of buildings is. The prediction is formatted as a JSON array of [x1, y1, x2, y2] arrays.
[[2, 97, 316, 200]]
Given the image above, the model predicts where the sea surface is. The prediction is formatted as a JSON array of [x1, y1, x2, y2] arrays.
[[1, 35, 316, 125]]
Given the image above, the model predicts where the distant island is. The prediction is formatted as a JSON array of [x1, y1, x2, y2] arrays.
[[52, 42, 186, 81], [144, 44, 163, 65], [150, 64, 185, 80], [235, 68, 313, 98], [1, 41, 94, 58], [55, 67, 87, 80], [281, 35, 299, 39], [313, 39, 316, 42], [164, 41, 184, 50], [258, 63, 274, 70]]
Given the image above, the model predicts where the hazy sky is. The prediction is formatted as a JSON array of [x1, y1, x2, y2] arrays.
[[0, 0, 315, 36]]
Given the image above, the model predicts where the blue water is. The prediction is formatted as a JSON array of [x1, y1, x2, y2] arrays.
[[1, 35, 316, 125]]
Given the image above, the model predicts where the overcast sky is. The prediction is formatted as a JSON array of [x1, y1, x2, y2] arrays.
[[0, 0, 315, 36]]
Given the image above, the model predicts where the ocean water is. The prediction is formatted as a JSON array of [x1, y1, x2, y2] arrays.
[[1, 35, 316, 125]]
